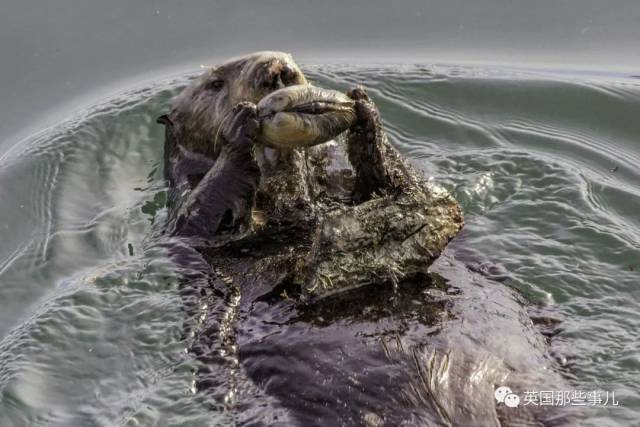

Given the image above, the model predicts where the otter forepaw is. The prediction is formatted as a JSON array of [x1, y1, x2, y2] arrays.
[[222, 101, 259, 149], [346, 87, 380, 136], [345, 87, 391, 202], [347, 86, 372, 103]]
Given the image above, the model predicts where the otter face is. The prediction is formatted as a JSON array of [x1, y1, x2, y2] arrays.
[[168, 51, 307, 157]]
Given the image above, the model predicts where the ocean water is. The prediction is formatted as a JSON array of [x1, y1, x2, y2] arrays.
[[0, 64, 638, 426]]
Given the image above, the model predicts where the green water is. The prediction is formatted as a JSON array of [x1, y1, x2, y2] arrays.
[[0, 65, 638, 426]]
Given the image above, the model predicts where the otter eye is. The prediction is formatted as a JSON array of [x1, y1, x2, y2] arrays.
[[207, 79, 225, 91]]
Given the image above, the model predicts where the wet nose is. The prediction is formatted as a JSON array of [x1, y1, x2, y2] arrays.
[[260, 62, 302, 91], [278, 64, 299, 87]]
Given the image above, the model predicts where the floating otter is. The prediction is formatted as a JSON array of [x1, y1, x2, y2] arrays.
[[157, 52, 574, 426]]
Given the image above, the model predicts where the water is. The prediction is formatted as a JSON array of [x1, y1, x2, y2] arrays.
[[0, 64, 639, 426]]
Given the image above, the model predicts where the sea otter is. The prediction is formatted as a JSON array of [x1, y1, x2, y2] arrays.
[[157, 52, 574, 426]]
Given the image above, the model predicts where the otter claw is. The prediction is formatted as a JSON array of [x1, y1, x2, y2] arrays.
[[347, 87, 372, 102], [346, 87, 378, 132], [223, 102, 259, 144]]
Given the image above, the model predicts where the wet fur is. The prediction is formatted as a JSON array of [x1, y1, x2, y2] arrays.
[[158, 52, 574, 426]]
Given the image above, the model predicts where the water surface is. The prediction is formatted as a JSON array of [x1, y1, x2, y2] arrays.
[[0, 64, 639, 426]]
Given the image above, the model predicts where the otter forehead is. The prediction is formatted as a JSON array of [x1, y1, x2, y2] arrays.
[[216, 51, 297, 72], [218, 51, 296, 69]]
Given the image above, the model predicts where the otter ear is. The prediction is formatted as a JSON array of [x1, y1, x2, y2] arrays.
[[156, 114, 173, 126]]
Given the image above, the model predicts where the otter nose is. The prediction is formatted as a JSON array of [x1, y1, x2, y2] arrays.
[[260, 63, 302, 91], [279, 64, 299, 87]]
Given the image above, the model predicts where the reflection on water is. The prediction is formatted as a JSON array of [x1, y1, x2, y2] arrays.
[[0, 65, 639, 426]]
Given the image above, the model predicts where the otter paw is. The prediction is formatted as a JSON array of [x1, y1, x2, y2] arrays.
[[347, 86, 372, 102], [223, 101, 259, 145], [346, 87, 379, 132]]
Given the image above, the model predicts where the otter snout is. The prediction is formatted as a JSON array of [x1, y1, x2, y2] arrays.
[[244, 53, 308, 98], [255, 62, 304, 91]]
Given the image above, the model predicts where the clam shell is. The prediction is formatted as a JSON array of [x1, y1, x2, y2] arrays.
[[257, 85, 356, 148]]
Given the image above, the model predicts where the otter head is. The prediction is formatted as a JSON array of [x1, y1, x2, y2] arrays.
[[165, 51, 308, 157]]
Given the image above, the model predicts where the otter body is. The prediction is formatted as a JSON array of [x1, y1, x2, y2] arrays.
[[158, 52, 573, 426]]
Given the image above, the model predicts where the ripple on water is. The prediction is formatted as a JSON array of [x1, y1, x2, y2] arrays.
[[0, 79, 229, 426]]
